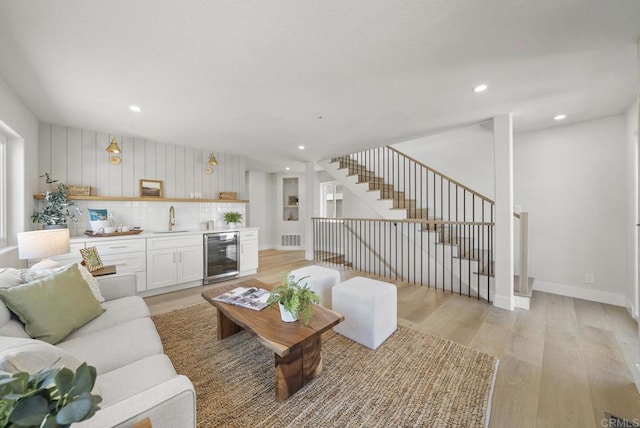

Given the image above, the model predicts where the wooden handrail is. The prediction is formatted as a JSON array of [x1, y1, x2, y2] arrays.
[[386, 146, 495, 205], [311, 217, 494, 226], [517, 212, 529, 294]]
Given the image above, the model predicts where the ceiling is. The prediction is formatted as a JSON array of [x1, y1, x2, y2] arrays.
[[0, 0, 638, 172]]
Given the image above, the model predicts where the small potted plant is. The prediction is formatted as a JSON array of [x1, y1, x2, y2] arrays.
[[223, 211, 243, 228], [0, 363, 102, 427], [267, 272, 320, 325], [31, 173, 80, 229]]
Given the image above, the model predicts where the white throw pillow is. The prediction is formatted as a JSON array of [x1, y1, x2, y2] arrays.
[[76, 263, 105, 303], [0, 336, 101, 395], [19, 267, 62, 283], [0, 268, 22, 327], [17, 264, 105, 303], [0, 336, 82, 373]]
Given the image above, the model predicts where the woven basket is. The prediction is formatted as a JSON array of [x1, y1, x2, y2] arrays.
[[219, 192, 237, 200], [65, 185, 91, 196]]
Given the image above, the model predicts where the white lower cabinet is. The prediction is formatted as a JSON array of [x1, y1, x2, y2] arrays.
[[91, 239, 147, 293], [146, 249, 179, 289], [56, 230, 259, 295], [43, 239, 148, 293], [178, 246, 205, 283], [146, 235, 204, 290], [239, 230, 259, 276]]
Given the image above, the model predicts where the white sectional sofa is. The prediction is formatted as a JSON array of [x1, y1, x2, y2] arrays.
[[0, 267, 195, 428]]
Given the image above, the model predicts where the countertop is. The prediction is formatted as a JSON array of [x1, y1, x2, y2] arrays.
[[70, 227, 259, 243]]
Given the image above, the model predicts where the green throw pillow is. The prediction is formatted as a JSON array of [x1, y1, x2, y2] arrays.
[[0, 264, 105, 344]]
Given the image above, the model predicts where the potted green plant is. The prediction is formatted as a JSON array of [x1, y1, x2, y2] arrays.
[[267, 272, 320, 325], [0, 363, 102, 427], [223, 211, 243, 227], [31, 173, 80, 229]]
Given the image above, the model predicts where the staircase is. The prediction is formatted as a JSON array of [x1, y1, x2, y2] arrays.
[[317, 146, 532, 307]]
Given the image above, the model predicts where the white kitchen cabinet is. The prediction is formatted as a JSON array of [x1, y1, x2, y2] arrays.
[[146, 249, 178, 289], [91, 239, 147, 292], [239, 229, 259, 276], [34, 238, 149, 293], [146, 235, 203, 290], [178, 245, 204, 283]]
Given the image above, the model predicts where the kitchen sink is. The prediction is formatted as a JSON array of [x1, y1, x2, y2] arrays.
[[153, 230, 191, 234]]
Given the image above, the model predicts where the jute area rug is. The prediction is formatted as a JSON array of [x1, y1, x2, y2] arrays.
[[152, 303, 498, 428]]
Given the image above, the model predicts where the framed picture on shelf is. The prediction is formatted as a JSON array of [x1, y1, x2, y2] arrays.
[[288, 195, 298, 206], [88, 208, 108, 221], [80, 246, 104, 272], [140, 179, 163, 198]]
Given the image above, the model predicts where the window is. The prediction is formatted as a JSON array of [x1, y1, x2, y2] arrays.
[[0, 134, 6, 247], [321, 182, 343, 218]]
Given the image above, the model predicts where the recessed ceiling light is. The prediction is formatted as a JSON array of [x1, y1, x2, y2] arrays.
[[129, 105, 142, 112], [298, 145, 305, 150], [473, 84, 488, 93], [285, 167, 290, 171], [554, 114, 567, 121]]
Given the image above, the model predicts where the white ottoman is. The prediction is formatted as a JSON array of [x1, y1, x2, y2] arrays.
[[290, 265, 341, 309], [332, 277, 397, 350]]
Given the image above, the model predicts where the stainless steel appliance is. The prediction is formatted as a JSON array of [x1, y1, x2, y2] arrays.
[[204, 231, 239, 284]]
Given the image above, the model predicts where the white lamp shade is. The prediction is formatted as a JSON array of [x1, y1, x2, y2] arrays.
[[17, 229, 71, 260]]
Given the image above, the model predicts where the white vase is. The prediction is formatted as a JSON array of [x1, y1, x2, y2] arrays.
[[278, 302, 297, 322]]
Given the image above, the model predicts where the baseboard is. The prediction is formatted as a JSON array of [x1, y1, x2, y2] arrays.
[[493, 294, 515, 311], [514, 295, 530, 311], [533, 280, 626, 306], [258, 244, 274, 251]]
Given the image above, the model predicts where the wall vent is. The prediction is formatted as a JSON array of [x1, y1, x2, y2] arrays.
[[280, 234, 301, 247]]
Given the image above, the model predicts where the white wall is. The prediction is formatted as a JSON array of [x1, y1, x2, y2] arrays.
[[626, 98, 639, 317], [516, 115, 628, 305], [389, 115, 629, 305], [393, 125, 495, 199], [39, 123, 245, 199], [247, 171, 276, 249], [0, 75, 38, 267], [37, 123, 248, 235], [315, 171, 380, 219]]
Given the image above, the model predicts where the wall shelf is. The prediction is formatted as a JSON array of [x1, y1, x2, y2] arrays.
[[34, 195, 249, 203]]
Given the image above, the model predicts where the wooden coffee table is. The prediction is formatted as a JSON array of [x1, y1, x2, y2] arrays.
[[202, 279, 344, 401]]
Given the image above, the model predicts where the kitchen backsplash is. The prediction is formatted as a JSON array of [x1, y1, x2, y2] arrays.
[[67, 201, 246, 236]]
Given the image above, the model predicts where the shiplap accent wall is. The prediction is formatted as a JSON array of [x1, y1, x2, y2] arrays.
[[38, 123, 246, 199]]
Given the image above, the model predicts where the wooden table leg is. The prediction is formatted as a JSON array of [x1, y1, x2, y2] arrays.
[[216, 308, 243, 340], [302, 334, 322, 382], [274, 334, 323, 401]]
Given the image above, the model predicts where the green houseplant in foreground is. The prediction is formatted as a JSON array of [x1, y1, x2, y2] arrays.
[[0, 363, 102, 428], [31, 173, 80, 228], [223, 211, 242, 225], [267, 272, 320, 325]]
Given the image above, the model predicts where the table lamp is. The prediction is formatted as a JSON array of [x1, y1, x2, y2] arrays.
[[17, 229, 71, 270]]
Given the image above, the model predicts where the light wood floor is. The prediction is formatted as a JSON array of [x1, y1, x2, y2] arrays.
[[145, 249, 640, 428]]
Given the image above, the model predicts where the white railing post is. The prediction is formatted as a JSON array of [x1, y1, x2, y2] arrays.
[[493, 114, 515, 310]]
